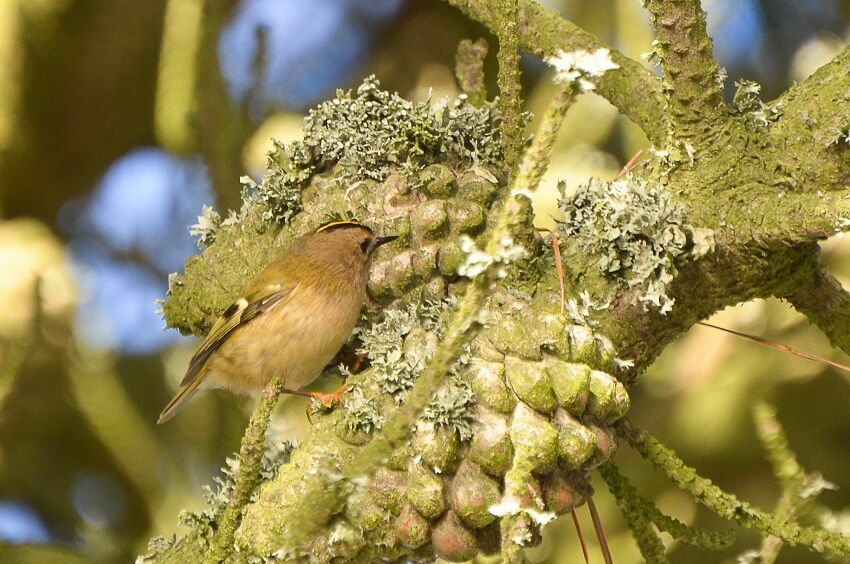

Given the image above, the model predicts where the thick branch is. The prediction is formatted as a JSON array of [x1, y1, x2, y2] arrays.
[[444, 0, 667, 145], [592, 242, 823, 373], [644, 0, 727, 143], [773, 45, 850, 122], [769, 46, 850, 196], [785, 262, 850, 358]]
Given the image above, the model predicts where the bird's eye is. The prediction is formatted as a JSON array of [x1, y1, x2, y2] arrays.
[[360, 239, 371, 254]]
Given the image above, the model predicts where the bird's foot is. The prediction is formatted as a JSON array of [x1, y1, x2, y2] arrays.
[[305, 384, 351, 423]]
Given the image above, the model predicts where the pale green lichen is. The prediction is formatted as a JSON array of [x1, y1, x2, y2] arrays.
[[342, 386, 383, 435], [301, 76, 505, 182], [354, 299, 474, 440], [731, 79, 781, 129], [357, 305, 420, 400], [421, 376, 476, 441], [188, 204, 222, 249], [180, 75, 506, 254], [559, 177, 716, 313]]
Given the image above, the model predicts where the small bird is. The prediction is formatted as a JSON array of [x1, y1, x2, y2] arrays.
[[157, 221, 398, 424]]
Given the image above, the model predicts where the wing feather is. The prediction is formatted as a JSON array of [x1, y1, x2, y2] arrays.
[[158, 282, 297, 424]]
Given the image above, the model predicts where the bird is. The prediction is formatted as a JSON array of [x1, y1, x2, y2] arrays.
[[157, 220, 398, 424]]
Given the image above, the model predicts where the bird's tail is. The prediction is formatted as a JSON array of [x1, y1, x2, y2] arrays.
[[157, 377, 205, 424]]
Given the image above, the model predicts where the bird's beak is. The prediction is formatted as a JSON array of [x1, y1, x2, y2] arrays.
[[374, 235, 399, 248]]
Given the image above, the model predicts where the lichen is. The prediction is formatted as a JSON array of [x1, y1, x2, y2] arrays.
[[421, 376, 476, 441], [545, 48, 619, 92], [342, 385, 383, 435], [558, 176, 715, 313], [731, 79, 781, 129], [300, 76, 504, 183], [188, 204, 221, 249]]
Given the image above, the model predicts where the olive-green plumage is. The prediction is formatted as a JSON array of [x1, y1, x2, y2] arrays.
[[157, 221, 397, 424]]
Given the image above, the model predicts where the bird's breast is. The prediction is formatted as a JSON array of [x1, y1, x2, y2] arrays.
[[206, 285, 363, 394]]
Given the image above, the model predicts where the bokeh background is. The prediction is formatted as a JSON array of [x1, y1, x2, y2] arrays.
[[0, 1, 849, 562]]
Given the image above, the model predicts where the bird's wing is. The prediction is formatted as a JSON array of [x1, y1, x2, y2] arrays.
[[157, 282, 297, 424]]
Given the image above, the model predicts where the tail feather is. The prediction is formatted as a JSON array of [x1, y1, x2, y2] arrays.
[[157, 377, 205, 424]]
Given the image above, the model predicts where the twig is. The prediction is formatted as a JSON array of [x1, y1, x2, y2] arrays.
[[443, 0, 667, 144], [785, 264, 850, 361], [495, 0, 523, 173], [455, 38, 489, 106], [643, 0, 727, 142], [536, 227, 566, 315], [204, 375, 284, 563], [617, 418, 850, 556], [613, 149, 644, 181]]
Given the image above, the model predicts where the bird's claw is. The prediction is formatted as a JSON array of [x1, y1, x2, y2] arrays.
[[305, 384, 352, 424]]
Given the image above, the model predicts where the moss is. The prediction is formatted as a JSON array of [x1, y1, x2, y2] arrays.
[[448, 460, 502, 528], [457, 171, 500, 204], [450, 202, 487, 235], [586, 370, 631, 423], [565, 324, 601, 365], [553, 410, 597, 469], [386, 442, 412, 472], [411, 245, 439, 276], [431, 511, 479, 562], [504, 356, 557, 414], [370, 467, 407, 514], [421, 164, 457, 197], [465, 359, 516, 414], [468, 407, 514, 477], [395, 503, 431, 549], [412, 424, 462, 474], [405, 461, 447, 520], [508, 403, 559, 476], [548, 360, 590, 415], [346, 491, 387, 534], [437, 241, 465, 277], [486, 316, 543, 360], [412, 200, 449, 239]]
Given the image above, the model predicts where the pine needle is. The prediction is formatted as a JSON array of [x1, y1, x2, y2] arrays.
[[697, 321, 850, 374]]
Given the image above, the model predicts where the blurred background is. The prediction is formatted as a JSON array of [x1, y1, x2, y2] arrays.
[[0, 0, 848, 562]]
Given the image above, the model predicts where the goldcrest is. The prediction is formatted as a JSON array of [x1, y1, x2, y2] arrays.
[[157, 221, 398, 424]]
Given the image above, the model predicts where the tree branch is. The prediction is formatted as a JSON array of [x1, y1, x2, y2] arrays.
[[644, 0, 727, 144], [769, 46, 850, 196], [617, 419, 850, 555], [444, 0, 667, 145], [496, 0, 523, 173], [785, 261, 850, 359]]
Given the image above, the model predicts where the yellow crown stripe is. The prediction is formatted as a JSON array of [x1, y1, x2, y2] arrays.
[[315, 220, 364, 234]]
